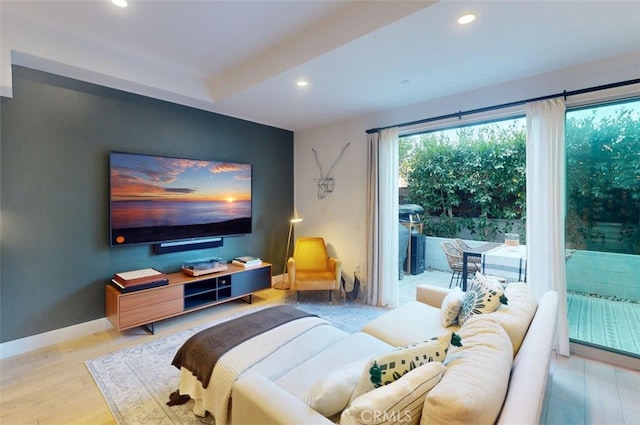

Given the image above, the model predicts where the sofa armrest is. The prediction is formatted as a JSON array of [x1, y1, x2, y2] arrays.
[[232, 372, 334, 425], [416, 284, 450, 308], [497, 290, 559, 425]]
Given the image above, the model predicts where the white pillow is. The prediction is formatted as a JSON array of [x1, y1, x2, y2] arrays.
[[303, 359, 365, 417], [458, 272, 508, 326], [341, 362, 444, 425], [440, 287, 465, 327]]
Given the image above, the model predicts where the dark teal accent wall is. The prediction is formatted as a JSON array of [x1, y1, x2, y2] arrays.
[[0, 66, 294, 342]]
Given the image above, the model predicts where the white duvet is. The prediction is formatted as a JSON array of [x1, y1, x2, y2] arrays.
[[177, 316, 333, 425]]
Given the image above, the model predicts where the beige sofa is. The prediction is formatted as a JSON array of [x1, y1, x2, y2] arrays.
[[232, 283, 559, 425]]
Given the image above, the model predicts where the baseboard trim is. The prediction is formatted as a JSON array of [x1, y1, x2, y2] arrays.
[[0, 318, 113, 360], [570, 341, 640, 371], [0, 279, 288, 361]]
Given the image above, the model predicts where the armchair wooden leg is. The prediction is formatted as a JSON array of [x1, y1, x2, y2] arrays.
[[329, 290, 332, 303]]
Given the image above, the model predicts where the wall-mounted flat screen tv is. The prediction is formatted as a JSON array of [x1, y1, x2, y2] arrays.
[[110, 151, 252, 246]]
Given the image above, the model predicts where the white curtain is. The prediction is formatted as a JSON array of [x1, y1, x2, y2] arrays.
[[525, 98, 570, 356], [366, 127, 400, 308]]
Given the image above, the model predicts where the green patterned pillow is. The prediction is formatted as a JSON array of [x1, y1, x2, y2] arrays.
[[349, 331, 461, 404], [458, 272, 508, 326], [341, 362, 445, 425]]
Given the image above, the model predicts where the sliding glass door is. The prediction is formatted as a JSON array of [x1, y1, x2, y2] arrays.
[[565, 99, 640, 357]]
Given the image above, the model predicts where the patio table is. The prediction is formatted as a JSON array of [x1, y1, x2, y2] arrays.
[[461, 242, 502, 290], [481, 244, 527, 283]]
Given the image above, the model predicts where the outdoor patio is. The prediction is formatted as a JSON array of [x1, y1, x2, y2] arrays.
[[398, 269, 451, 304], [398, 268, 640, 358]]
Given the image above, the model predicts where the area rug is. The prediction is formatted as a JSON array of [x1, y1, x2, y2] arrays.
[[567, 292, 640, 356], [86, 299, 389, 425], [284, 289, 390, 334]]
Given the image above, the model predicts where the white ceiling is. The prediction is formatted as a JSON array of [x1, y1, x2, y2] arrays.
[[2, 0, 639, 132]]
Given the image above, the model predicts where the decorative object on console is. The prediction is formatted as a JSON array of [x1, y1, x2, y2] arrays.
[[114, 267, 165, 284], [181, 258, 228, 276], [312, 142, 350, 199], [273, 208, 303, 290], [112, 268, 168, 292], [232, 256, 262, 267], [110, 278, 168, 293]]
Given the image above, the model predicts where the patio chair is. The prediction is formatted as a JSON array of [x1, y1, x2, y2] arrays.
[[441, 241, 480, 288], [453, 238, 481, 266]]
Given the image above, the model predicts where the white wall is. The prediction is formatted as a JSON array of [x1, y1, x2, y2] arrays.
[[293, 52, 640, 279], [293, 120, 370, 275]]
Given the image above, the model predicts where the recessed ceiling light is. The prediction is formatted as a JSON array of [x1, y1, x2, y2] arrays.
[[296, 80, 309, 87], [457, 13, 476, 25], [112, 0, 128, 8]]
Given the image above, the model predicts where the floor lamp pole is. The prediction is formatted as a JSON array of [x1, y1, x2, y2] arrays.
[[275, 208, 302, 290], [280, 221, 294, 288]]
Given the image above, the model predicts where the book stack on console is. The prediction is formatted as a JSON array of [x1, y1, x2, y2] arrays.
[[111, 268, 169, 293], [232, 256, 262, 268]]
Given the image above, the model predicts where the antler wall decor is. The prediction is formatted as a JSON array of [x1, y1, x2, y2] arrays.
[[312, 142, 351, 199]]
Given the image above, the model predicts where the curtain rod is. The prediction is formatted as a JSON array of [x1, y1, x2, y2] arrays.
[[365, 78, 640, 134]]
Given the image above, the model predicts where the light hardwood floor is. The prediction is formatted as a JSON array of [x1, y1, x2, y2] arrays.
[[0, 289, 287, 425], [544, 353, 640, 425], [1, 287, 639, 425]]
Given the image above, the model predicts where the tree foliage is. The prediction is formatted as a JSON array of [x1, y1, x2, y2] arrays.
[[400, 103, 639, 253], [565, 106, 640, 253], [402, 121, 526, 220], [566, 107, 640, 223]]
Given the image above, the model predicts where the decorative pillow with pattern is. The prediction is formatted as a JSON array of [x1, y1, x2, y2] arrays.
[[440, 286, 465, 327], [349, 331, 461, 403], [458, 272, 508, 326], [340, 362, 445, 425]]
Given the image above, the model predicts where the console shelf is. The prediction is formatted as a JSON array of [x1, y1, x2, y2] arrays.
[[105, 262, 271, 333]]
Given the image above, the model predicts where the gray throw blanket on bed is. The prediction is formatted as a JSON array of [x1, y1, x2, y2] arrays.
[[171, 305, 316, 388]]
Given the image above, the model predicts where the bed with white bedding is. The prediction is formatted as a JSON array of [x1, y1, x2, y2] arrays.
[[174, 313, 349, 424]]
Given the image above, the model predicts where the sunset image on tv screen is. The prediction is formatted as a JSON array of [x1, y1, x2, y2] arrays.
[[110, 152, 252, 245]]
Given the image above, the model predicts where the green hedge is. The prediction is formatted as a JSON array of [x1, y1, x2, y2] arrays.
[[402, 121, 526, 220], [400, 105, 639, 253]]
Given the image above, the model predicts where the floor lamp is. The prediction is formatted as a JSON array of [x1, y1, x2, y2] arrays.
[[273, 208, 302, 290]]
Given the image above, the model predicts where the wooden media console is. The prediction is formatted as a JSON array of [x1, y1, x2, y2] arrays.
[[105, 262, 272, 333]]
